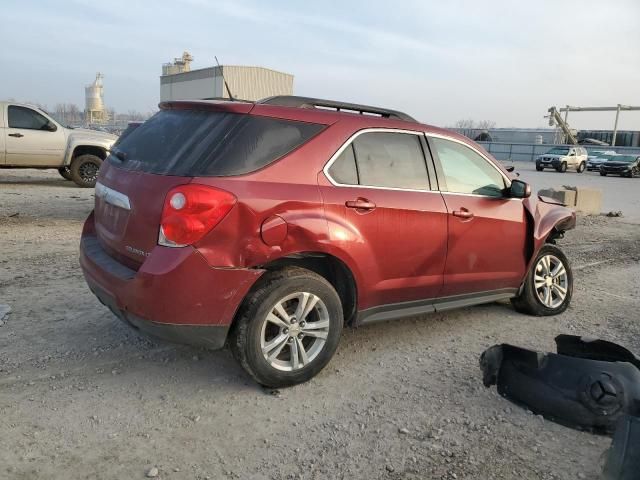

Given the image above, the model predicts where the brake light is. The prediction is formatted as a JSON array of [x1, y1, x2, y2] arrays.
[[159, 184, 236, 247]]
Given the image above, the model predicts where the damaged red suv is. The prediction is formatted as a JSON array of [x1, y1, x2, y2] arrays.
[[80, 96, 576, 387]]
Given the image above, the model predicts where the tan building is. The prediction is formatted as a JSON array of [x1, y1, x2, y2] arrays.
[[160, 64, 294, 102]]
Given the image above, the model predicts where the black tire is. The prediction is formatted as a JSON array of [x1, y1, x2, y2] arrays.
[[600, 171, 607, 176], [70, 154, 102, 188], [58, 166, 73, 181], [536, 165, 543, 171], [511, 244, 573, 316], [229, 267, 343, 388], [556, 162, 567, 173], [577, 162, 586, 173]]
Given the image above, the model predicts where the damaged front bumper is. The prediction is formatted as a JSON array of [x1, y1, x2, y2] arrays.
[[480, 335, 640, 435]]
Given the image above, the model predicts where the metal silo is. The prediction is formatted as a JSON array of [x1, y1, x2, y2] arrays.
[[85, 73, 106, 124]]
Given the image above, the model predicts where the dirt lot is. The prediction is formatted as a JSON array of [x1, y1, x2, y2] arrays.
[[1, 169, 639, 480]]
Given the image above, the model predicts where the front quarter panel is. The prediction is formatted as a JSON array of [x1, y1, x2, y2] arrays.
[[523, 195, 576, 271], [64, 130, 117, 165]]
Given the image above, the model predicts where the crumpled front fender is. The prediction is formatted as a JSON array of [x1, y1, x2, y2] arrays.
[[523, 195, 576, 270]]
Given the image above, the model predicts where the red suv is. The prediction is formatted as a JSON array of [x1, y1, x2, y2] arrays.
[[80, 96, 576, 387]]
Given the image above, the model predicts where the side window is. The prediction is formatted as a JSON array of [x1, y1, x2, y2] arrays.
[[8, 106, 50, 130], [431, 137, 506, 197], [328, 144, 359, 185], [352, 132, 429, 190]]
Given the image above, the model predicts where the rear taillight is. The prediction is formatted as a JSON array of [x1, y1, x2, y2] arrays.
[[159, 184, 236, 247]]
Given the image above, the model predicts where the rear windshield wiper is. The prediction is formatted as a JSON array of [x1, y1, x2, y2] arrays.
[[110, 147, 128, 162]]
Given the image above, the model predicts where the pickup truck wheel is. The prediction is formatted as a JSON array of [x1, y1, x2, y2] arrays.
[[58, 167, 72, 181], [511, 244, 573, 316], [229, 267, 343, 388], [70, 154, 102, 188], [577, 162, 586, 173]]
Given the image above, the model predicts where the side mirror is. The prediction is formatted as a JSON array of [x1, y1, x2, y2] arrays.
[[509, 179, 531, 198], [43, 121, 57, 132], [505, 166, 515, 172]]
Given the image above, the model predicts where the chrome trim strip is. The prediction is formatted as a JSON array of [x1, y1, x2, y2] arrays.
[[322, 128, 512, 194], [95, 182, 131, 210]]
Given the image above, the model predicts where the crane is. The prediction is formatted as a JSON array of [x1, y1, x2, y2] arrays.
[[547, 107, 578, 145]]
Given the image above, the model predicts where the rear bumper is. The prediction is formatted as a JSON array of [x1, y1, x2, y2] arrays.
[[79, 212, 264, 349]]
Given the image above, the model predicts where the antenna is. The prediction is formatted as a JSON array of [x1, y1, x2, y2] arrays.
[[214, 56, 235, 101]]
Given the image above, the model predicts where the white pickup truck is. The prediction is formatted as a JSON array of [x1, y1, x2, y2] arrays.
[[0, 101, 117, 187]]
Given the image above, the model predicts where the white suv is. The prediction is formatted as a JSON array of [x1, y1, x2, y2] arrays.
[[535, 146, 588, 173]]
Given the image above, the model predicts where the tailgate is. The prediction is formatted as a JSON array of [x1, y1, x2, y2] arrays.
[[94, 161, 190, 267]]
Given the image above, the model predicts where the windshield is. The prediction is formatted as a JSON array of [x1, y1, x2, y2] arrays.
[[546, 147, 569, 155], [611, 155, 637, 163]]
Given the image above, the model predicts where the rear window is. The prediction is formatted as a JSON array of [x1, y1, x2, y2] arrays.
[[109, 109, 324, 176]]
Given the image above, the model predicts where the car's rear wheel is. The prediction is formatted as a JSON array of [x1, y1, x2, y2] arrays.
[[58, 166, 72, 181], [70, 154, 102, 188], [230, 268, 343, 388], [577, 162, 586, 173], [511, 244, 573, 316]]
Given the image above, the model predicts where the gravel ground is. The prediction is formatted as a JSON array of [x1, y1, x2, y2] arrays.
[[1, 169, 639, 480]]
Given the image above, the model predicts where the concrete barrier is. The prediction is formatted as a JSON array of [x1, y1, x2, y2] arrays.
[[537, 187, 602, 215], [574, 188, 603, 215], [538, 188, 576, 207]]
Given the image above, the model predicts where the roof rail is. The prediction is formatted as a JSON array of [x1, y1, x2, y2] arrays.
[[259, 95, 416, 122]]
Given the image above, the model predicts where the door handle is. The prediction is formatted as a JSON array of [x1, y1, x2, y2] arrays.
[[8, 133, 24, 138], [452, 208, 474, 219], [345, 199, 376, 211]]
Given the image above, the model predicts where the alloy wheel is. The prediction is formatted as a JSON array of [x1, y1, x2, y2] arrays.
[[534, 254, 569, 309], [260, 292, 330, 371], [79, 162, 99, 183]]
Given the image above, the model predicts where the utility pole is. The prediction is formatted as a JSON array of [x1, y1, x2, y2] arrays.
[[612, 104, 621, 147]]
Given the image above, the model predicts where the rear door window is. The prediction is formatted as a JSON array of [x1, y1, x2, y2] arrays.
[[328, 144, 359, 185], [352, 132, 430, 190], [110, 109, 324, 176]]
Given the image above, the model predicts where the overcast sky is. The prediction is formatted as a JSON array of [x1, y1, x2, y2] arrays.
[[2, 0, 639, 129]]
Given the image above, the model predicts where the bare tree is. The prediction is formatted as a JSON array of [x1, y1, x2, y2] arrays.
[[476, 120, 496, 130], [453, 119, 476, 129], [451, 119, 496, 130]]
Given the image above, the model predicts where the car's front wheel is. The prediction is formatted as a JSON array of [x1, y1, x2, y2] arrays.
[[230, 268, 343, 388], [511, 244, 573, 316], [70, 154, 102, 188], [556, 162, 567, 173], [536, 165, 544, 171], [600, 171, 607, 176]]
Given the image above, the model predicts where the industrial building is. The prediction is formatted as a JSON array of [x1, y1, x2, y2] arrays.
[[160, 52, 294, 102], [85, 73, 107, 124]]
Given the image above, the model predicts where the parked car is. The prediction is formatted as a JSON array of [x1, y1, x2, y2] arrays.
[[586, 151, 617, 171], [79, 96, 576, 387], [0, 101, 117, 187], [599, 154, 640, 177], [535, 146, 588, 173]]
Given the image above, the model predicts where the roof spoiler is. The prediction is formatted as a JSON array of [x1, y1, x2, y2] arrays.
[[259, 95, 416, 122]]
